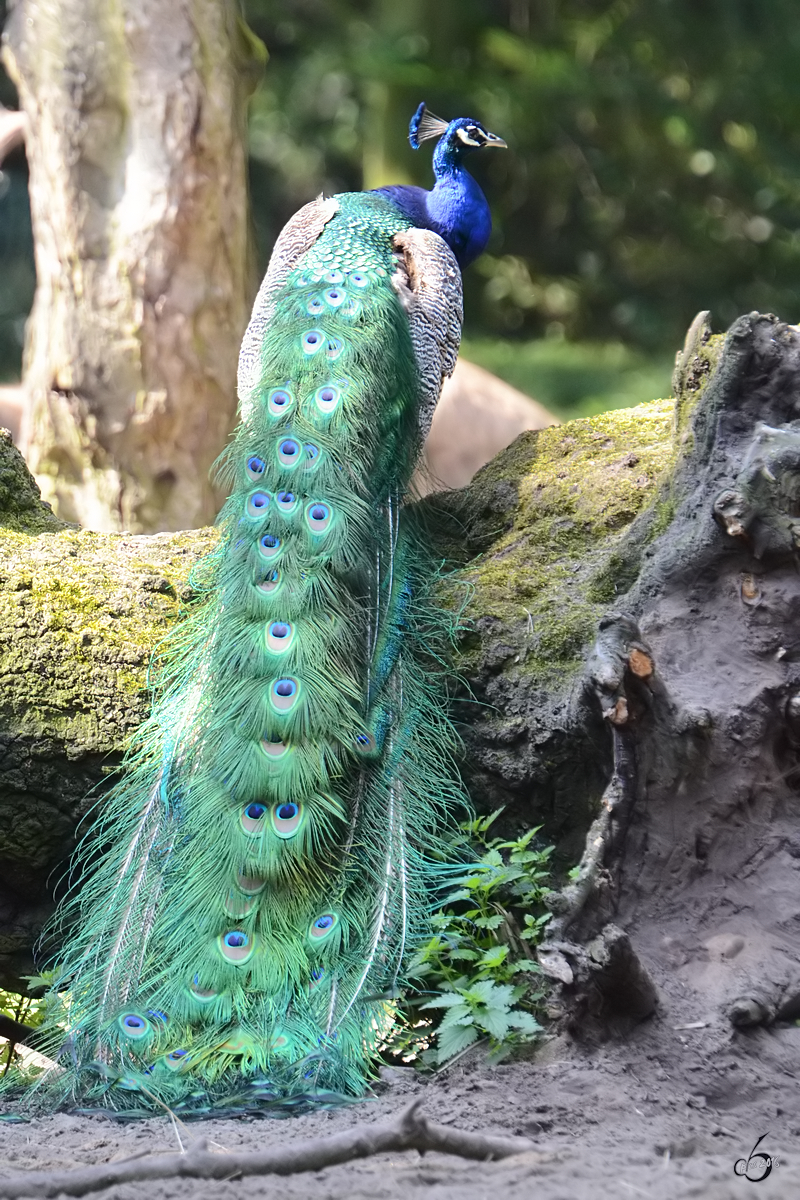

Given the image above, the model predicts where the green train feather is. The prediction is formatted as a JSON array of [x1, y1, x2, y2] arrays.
[[27, 105, 506, 1115]]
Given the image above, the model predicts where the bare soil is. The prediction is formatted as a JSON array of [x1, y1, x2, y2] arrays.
[[2, 966, 798, 1200]]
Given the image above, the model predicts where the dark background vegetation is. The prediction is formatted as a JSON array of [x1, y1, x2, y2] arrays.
[[2, 0, 800, 417]]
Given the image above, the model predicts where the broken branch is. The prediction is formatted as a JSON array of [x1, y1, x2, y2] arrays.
[[0, 1098, 535, 1198]]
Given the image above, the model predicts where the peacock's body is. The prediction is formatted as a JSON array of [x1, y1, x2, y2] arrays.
[[31, 106, 505, 1115]]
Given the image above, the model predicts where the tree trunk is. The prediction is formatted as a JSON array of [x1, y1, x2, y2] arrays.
[[2, 311, 799, 1048], [1, 0, 262, 533]]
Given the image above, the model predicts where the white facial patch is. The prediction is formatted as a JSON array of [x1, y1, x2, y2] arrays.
[[456, 127, 483, 147]]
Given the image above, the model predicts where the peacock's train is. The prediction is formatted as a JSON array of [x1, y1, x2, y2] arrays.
[[30, 105, 506, 1115]]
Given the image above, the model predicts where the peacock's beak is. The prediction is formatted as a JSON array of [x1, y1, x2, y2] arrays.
[[484, 132, 507, 149]]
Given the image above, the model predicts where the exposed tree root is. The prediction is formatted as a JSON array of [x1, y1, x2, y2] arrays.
[[0, 1098, 536, 1198]]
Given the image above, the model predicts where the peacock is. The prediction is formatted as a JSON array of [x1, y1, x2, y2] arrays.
[[28, 103, 506, 1116]]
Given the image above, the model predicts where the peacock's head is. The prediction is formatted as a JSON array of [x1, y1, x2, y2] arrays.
[[409, 103, 507, 163]]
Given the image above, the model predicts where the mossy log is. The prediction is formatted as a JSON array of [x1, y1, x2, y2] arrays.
[[2, 313, 800, 1050]]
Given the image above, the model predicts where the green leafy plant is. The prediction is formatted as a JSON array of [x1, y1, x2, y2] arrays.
[[389, 810, 554, 1067], [0, 981, 46, 1081]]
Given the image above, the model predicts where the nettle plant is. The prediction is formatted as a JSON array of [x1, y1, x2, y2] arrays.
[[390, 811, 554, 1067]]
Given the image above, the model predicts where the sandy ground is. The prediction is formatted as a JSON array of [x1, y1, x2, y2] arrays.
[[1, 957, 798, 1200]]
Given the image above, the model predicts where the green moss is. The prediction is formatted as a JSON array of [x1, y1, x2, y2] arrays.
[[0, 524, 216, 748], [447, 398, 677, 682], [673, 331, 725, 439], [0, 430, 66, 535]]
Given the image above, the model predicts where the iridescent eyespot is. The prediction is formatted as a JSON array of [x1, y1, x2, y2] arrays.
[[246, 456, 265, 481], [326, 337, 344, 360], [261, 736, 289, 759], [259, 533, 281, 559], [324, 287, 345, 308], [302, 443, 321, 470], [257, 569, 281, 593], [276, 490, 297, 513], [271, 677, 299, 712], [246, 491, 270, 518], [119, 1013, 150, 1038], [325, 268, 344, 284], [267, 621, 294, 653], [308, 912, 339, 941], [315, 385, 340, 415], [307, 296, 325, 315], [146, 1008, 168, 1024], [354, 731, 377, 754], [241, 803, 266, 834], [349, 271, 369, 289], [268, 388, 293, 415], [272, 800, 303, 838], [306, 501, 332, 534], [189, 977, 218, 1002], [294, 274, 310, 288], [165, 1049, 189, 1070], [278, 438, 300, 467], [302, 330, 325, 355], [342, 297, 362, 319], [219, 930, 254, 963]]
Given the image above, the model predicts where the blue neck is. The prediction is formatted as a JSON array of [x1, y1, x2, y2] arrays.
[[373, 150, 492, 270]]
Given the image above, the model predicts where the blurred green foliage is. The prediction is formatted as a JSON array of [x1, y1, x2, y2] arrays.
[[2, 0, 800, 405], [243, 0, 800, 356], [463, 335, 673, 419]]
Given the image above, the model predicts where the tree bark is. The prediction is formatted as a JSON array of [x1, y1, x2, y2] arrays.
[[2, 312, 799, 1045], [1, 0, 262, 533]]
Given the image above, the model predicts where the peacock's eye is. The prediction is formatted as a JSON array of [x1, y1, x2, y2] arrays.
[[245, 803, 266, 821], [246, 492, 270, 518], [302, 443, 321, 470], [268, 388, 293, 415], [258, 569, 281, 593], [308, 912, 339, 941], [315, 385, 340, 415], [272, 800, 303, 838], [278, 438, 300, 466], [306, 501, 332, 534], [267, 620, 294, 653], [259, 534, 281, 561]]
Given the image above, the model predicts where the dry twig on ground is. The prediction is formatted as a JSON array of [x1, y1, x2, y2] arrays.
[[0, 1098, 536, 1198]]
